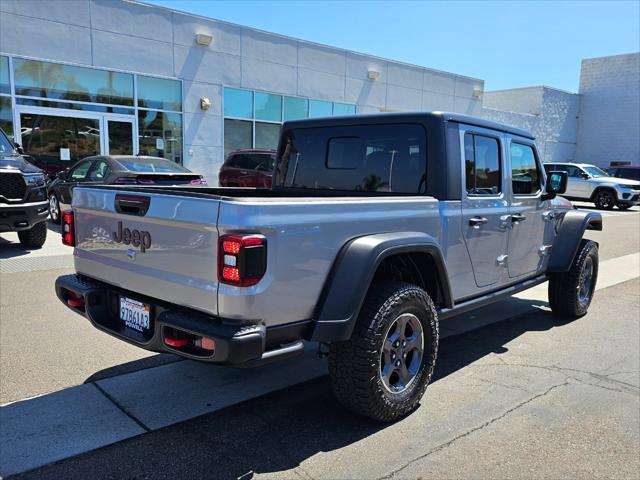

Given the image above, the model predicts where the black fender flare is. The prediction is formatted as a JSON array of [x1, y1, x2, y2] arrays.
[[309, 232, 452, 342], [547, 209, 602, 272]]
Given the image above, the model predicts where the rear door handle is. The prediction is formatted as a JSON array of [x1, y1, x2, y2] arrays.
[[511, 213, 527, 223], [469, 216, 489, 228]]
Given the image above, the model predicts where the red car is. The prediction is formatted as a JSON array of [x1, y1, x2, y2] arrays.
[[219, 149, 275, 188]]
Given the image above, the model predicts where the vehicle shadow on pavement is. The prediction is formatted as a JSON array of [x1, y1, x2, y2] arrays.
[[14, 303, 577, 480], [0, 221, 61, 259]]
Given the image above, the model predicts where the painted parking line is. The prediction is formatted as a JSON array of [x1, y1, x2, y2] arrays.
[[1, 252, 638, 477]]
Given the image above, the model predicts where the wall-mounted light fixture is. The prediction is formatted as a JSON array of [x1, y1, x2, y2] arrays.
[[195, 33, 213, 47], [473, 87, 483, 98], [200, 97, 211, 111], [367, 69, 380, 81]]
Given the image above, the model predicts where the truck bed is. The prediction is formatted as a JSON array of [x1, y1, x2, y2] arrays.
[[71, 185, 461, 327]]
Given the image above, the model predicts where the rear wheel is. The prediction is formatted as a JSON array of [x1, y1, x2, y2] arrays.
[[48, 193, 61, 224], [328, 282, 439, 422], [548, 239, 598, 318], [17, 221, 47, 249], [593, 190, 615, 210]]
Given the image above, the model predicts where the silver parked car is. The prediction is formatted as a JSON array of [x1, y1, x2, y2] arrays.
[[544, 162, 640, 210]]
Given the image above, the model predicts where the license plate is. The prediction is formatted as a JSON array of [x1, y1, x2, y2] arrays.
[[119, 296, 151, 332]]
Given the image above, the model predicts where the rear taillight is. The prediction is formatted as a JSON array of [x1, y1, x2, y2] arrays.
[[190, 177, 207, 185], [218, 234, 266, 286], [61, 209, 75, 246]]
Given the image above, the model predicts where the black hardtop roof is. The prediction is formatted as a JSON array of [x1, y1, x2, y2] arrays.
[[282, 111, 535, 140]]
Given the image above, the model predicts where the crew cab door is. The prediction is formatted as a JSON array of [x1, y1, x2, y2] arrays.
[[506, 138, 550, 278], [460, 127, 510, 288]]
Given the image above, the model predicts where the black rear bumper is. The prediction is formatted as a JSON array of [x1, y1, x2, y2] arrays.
[[55, 274, 271, 365], [0, 200, 48, 232]]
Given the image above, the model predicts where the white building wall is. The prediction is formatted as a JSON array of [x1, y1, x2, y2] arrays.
[[575, 53, 640, 167], [481, 86, 580, 163], [0, 0, 483, 184]]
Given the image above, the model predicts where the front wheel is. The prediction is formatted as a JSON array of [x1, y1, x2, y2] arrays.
[[17, 221, 47, 249], [48, 193, 61, 224], [548, 239, 598, 318], [328, 282, 439, 422], [593, 190, 615, 210]]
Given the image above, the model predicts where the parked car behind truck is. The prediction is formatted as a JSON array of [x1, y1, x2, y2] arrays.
[[56, 112, 601, 422], [0, 128, 49, 247]]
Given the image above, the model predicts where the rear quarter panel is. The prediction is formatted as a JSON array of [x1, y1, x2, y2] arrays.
[[216, 197, 474, 326]]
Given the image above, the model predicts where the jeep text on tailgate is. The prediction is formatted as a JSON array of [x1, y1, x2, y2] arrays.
[[56, 112, 602, 421]]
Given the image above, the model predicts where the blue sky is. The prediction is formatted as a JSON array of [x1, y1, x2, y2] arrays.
[[147, 0, 639, 92]]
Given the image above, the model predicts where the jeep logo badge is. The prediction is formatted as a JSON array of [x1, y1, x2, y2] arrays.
[[112, 221, 152, 253]]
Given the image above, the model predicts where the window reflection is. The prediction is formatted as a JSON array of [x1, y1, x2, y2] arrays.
[[13, 58, 134, 106], [0, 56, 9, 94], [138, 110, 182, 163], [0, 97, 13, 139], [255, 92, 282, 122], [137, 75, 181, 111]]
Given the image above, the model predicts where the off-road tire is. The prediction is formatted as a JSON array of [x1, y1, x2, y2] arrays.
[[17, 221, 47, 248], [593, 189, 615, 210], [548, 239, 598, 318], [328, 281, 439, 422]]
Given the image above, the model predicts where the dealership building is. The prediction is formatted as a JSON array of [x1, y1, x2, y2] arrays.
[[0, 0, 638, 183]]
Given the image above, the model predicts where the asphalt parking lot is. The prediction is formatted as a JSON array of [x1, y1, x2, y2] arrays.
[[0, 204, 638, 479]]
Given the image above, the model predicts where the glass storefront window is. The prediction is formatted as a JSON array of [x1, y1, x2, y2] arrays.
[[224, 88, 253, 119], [333, 102, 356, 116], [138, 110, 182, 163], [255, 122, 280, 149], [284, 96, 308, 121], [13, 58, 134, 106], [224, 119, 252, 157], [255, 92, 281, 122], [19, 113, 101, 170], [0, 56, 9, 95], [0, 97, 13, 139], [309, 99, 333, 118], [137, 75, 181, 112]]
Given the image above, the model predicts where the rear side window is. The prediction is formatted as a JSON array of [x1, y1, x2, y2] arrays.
[[69, 160, 93, 180], [510, 142, 541, 195], [227, 153, 275, 171], [276, 124, 427, 193], [464, 133, 501, 195]]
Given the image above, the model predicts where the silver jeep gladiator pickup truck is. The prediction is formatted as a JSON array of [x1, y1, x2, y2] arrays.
[[56, 112, 602, 421]]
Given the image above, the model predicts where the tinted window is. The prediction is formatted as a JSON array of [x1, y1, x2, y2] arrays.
[[510, 143, 540, 195], [284, 97, 309, 121], [117, 157, 190, 173], [224, 88, 253, 119], [543, 163, 557, 173], [465, 133, 501, 195], [70, 160, 93, 180], [565, 165, 582, 177], [137, 75, 181, 111], [13, 59, 133, 106], [88, 159, 111, 181], [276, 124, 426, 193], [255, 92, 282, 122], [228, 153, 275, 171]]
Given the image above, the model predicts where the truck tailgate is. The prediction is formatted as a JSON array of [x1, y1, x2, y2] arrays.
[[72, 187, 221, 316]]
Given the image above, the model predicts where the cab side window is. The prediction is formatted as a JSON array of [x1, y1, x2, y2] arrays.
[[510, 143, 541, 195], [464, 133, 501, 195], [69, 160, 93, 181], [565, 166, 582, 177]]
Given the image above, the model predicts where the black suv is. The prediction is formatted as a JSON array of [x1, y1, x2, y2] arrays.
[[0, 128, 49, 247]]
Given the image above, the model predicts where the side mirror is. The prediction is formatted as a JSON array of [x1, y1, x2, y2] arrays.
[[543, 171, 568, 200], [14, 143, 24, 155], [56, 170, 67, 180], [579, 172, 590, 179]]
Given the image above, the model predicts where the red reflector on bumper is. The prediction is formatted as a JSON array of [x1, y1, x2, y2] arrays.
[[164, 337, 190, 347], [67, 297, 84, 308]]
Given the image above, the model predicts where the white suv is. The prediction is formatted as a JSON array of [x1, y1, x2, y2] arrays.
[[544, 162, 640, 210]]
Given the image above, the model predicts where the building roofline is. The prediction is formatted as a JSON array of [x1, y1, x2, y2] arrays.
[[581, 51, 640, 63], [485, 85, 578, 96], [131, 0, 484, 84]]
